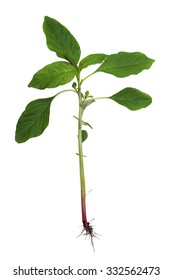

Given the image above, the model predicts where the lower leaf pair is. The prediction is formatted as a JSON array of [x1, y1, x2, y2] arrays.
[[15, 87, 152, 143]]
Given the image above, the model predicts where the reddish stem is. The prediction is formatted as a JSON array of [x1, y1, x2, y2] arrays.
[[81, 193, 88, 226], [81, 193, 94, 238]]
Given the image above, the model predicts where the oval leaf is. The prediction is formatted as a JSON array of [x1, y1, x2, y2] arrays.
[[96, 52, 154, 77], [28, 62, 76, 90], [82, 130, 88, 143], [109, 87, 152, 110], [79, 53, 107, 70], [43, 16, 81, 65], [15, 96, 55, 143]]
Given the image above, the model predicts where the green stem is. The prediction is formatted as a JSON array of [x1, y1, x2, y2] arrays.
[[77, 74, 88, 225]]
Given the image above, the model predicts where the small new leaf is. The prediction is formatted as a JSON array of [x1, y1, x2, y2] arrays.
[[85, 91, 90, 98], [96, 52, 154, 77], [82, 130, 88, 143], [109, 87, 152, 110], [15, 96, 55, 143], [28, 62, 76, 89], [72, 82, 77, 90], [43, 16, 81, 65], [79, 53, 107, 70]]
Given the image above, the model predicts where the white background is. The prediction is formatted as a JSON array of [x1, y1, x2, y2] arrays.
[[0, 0, 173, 279]]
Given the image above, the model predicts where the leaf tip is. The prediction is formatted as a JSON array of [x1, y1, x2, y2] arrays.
[[28, 81, 32, 88], [44, 15, 50, 21], [15, 137, 23, 144], [28, 79, 36, 88], [15, 130, 24, 144], [151, 58, 155, 64]]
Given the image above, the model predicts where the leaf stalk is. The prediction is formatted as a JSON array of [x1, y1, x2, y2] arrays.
[[81, 71, 96, 85]]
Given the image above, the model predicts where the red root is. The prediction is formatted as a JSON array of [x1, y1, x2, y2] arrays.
[[80, 195, 99, 250], [79, 220, 98, 251]]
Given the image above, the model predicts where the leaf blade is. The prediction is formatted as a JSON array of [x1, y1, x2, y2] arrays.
[[96, 52, 154, 77], [82, 130, 88, 143], [79, 53, 107, 70], [28, 61, 76, 90], [109, 87, 152, 110], [15, 96, 55, 143], [43, 16, 81, 65]]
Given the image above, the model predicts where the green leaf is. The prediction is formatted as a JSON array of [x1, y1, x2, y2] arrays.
[[43, 16, 81, 65], [79, 53, 107, 70], [28, 62, 76, 89], [80, 98, 95, 111], [109, 87, 152, 110], [82, 130, 88, 143], [15, 96, 55, 143], [72, 82, 77, 90], [85, 91, 90, 98], [96, 52, 154, 77]]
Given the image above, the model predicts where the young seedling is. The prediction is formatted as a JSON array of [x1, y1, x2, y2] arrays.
[[15, 16, 154, 248]]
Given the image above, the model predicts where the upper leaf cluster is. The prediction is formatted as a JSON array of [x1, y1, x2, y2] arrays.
[[15, 16, 155, 143], [29, 16, 154, 90]]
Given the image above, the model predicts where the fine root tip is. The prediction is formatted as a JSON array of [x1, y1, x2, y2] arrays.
[[77, 221, 100, 251]]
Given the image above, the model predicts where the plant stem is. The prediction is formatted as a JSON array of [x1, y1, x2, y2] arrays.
[[76, 73, 95, 250], [77, 74, 88, 226]]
